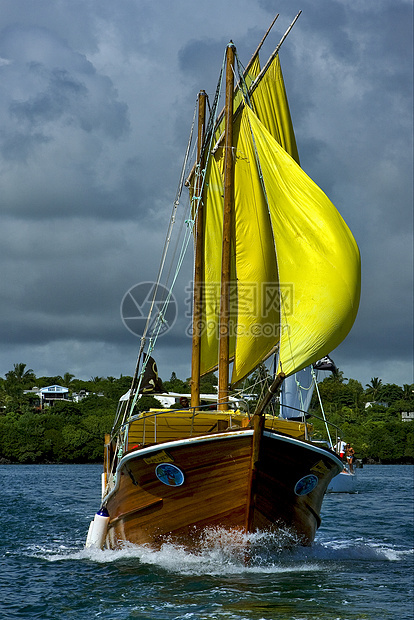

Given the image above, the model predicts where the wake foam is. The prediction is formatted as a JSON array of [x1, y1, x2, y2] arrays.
[[24, 527, 413, 575]]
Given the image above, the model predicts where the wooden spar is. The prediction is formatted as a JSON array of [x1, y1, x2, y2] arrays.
[[248, 11, 302, 98], [245, 371, 285, 532], [191, 91, 207, 409], [218, 43, 235, 412], [253, 371, 286, 418], [244, 13, 279, 75]]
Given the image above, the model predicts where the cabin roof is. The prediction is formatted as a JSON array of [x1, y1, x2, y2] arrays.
[[39, 385, 69, 394]]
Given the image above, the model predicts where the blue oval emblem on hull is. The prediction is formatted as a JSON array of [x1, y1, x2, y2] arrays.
[[294, 474, 319, 496], [155, 463, 185, 487]]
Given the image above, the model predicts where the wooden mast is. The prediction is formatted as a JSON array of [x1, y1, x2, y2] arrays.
[[191, 91, 207, 408], [218, 43, 235, 412]]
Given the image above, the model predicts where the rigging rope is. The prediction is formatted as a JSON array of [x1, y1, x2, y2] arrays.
[[312, 366, 334, 447], [124, 50, 228, 425], [115, 102, 198, 435]]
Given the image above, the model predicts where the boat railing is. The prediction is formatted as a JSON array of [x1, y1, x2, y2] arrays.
[[128, 399, 243, 420], [308, 412, 343, 450], [126, 401, 249, 446], [103, 402, 315, 498]]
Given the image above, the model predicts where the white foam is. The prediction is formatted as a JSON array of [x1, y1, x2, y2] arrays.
[[25, 527, 413, 575]]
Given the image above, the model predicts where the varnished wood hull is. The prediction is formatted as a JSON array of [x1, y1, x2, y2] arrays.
[[103, 429, 342, 549]]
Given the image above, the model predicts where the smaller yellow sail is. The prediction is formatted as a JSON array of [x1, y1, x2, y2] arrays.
[[233, 54, 261, 112], [198, 153, 224, 376], [213, 54, 262, 149]]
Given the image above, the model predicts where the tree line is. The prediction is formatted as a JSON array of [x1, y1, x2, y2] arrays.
[[0, 363, 413, 464], [308, 372, 414, 463]]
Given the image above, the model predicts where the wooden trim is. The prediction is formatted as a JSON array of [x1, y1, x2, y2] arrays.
[[244, 13, 279, 74]]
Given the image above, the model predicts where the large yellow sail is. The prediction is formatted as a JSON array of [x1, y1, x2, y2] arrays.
[[197, 51, 360, 384], [193, 55, 263, 376], [232, 106, 360, 381]]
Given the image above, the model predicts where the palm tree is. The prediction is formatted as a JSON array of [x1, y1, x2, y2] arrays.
[[325, 367, 346, 383], [3, 363, 36, 399], [402, 384, 414, 402], [5, 363, 36, 385], [63, 373, 75, 387], [365, 377, 383, 401]]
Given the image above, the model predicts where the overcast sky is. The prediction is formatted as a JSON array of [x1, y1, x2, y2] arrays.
[[0, 0, 412, 388]]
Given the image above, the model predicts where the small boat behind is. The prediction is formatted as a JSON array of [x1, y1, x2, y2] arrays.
[[327, 468, 357, 493]]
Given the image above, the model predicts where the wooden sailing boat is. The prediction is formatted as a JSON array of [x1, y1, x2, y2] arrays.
[[86, 14, 361, 551]]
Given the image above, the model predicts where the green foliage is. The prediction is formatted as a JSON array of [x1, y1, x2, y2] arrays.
[[378, 383, 404, 404], [36, 376, 64, 388], [135, 396, 163, 412], [310, 376, 414, 463], [163, 372, 189, 393], [0, 402, 115, 463], [0, 363, 413, 464], [0, 365, 119, 463], [199, 372, 218, 394]]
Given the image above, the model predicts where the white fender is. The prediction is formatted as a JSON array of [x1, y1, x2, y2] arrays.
[[85, 520, 95, 548], [85, 508, 110, 549]]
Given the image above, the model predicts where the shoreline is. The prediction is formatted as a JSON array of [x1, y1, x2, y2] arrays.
[[1, 457, 413, 466]]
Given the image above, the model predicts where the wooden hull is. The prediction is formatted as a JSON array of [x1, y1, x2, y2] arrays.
[[103, 429, 342, 549]]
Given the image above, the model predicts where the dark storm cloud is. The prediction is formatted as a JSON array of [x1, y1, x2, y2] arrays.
[[0, 130, 51, 162], [0, 24, 130, 218], [0, 0, 412, 386]]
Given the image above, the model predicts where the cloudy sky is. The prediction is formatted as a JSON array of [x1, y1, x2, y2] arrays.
[[0, 0, 412, 388]]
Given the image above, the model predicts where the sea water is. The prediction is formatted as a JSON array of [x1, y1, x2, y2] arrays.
[[0, 463, 413, 620]]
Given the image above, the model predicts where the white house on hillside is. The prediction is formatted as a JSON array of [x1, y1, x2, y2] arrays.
[[24, 385, 70, 409]]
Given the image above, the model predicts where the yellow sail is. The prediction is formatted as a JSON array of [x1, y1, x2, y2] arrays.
[[197, 51, 360, 383], [231, 110, 280, 382], [249, 54, 300, 164], [232, 106, 360, 381], [199, 53, 300, 377], [193, 55, 263, 376], [198, 152, 228, 374], [234, 54, 261, 114]]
